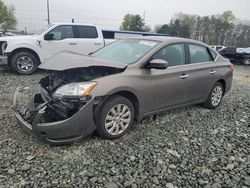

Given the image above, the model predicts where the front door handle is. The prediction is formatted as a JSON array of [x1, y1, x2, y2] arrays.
[[209, 70, 216, 74], [69, 43, 77, 45], [179, 74, 189, 79]]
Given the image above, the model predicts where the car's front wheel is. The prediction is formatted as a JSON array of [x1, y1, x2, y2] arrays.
[[203, 82, 224, 109], [10, 51, 39, 75], [96, 95, 134, 139]]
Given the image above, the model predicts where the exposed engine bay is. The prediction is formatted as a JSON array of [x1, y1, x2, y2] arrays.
[[16, 66, 125, 124], [41, 66, 124, 92]]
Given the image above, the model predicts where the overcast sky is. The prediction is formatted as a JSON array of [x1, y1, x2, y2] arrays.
[[3, 0, 250, 33]]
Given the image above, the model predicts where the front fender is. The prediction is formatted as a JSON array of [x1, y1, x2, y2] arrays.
[[5, 42, 43, 61], [91, 73, 145, 118]]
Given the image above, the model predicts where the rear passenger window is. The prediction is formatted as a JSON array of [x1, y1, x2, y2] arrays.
[[189, 44, 212, 64], [209, 49, 217, 60], [153, 44, 185, 67], [77, 26, 98, 38]]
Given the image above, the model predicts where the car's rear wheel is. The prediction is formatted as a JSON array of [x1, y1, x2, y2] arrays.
[[203, 82, 224, 109], [96, 95, 134, 139], [10, 51, 39, 75]]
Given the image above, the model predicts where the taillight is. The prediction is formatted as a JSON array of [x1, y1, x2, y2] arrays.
[[228, 63, 235, 71]]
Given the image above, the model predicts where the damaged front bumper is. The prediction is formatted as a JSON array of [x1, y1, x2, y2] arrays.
[[13, 87, 97, 145]]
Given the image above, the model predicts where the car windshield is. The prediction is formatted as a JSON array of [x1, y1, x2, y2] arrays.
[[34, 24, 54, 35], [92, 39, 159, 64]]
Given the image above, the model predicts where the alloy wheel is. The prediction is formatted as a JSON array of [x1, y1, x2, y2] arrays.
[[16, 56, 34, 72], [243, 59, 250, 65], [211, 85, 223, 106]]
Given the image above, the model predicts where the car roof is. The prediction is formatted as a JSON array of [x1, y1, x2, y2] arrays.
[[124, 36, 210, 47]]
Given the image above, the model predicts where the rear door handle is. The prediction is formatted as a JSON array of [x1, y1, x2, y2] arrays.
[[209, 70, 216, 74], [69, 43, 77, 45], [179, 74, 189, 79]]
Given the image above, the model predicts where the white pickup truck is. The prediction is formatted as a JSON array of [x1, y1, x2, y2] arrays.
[[0, 23, 167, 74], [0, 23, 117, 74]]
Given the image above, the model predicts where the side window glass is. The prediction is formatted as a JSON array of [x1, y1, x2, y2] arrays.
[[209, 49, 217, 60], [189, 44, 211, 64], [78, 26, 98, 38], [153, 44, 185, 67], [48, 26, 74, 40]]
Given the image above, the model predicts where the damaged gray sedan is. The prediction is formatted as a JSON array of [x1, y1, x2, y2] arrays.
[[13, 37, 233, 144]]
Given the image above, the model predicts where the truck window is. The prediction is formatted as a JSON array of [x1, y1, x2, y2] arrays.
[[47, 25, 74, 40], [77, 26, 98, 38], [102, 30, 115, 39]]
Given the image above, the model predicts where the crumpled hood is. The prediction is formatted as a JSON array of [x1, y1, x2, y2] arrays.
[[39, 51, 127, 71]]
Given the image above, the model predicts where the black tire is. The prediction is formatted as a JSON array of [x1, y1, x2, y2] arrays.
[[203, 82, 224, 109], [10, 51, 39, 75], [95, 95, 134, 139]]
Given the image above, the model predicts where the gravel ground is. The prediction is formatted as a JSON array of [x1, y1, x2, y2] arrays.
[[0, 65, 249, 188]]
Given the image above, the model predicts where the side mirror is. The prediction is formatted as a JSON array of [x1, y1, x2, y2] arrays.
[[146, 59, 168, 69], [44, 33, 54, 40]]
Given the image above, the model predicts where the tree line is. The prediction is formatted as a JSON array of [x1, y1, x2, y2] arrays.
[[0, 0, 17, 31], [120, 11, 250, 47]]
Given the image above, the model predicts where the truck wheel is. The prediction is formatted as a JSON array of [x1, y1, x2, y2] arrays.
[[10, 51, 39, 75], [95, 95, 134, 139], [243, 59, 250, 65]]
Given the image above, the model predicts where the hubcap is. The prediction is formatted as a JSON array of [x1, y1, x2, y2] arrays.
[[211, 86, 223, 106], [105, 104, 132, 136], [16, 56, 33, 71]]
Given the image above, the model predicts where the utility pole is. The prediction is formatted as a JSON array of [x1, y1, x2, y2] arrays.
[[143, 11, 146, 25], [47, 0, 50, 25]]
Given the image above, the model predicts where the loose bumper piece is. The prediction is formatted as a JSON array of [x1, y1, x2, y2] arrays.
[[13, 87, 97, 145]]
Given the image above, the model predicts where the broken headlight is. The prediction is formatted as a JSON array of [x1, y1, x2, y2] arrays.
[[52, 82, 97, 98]]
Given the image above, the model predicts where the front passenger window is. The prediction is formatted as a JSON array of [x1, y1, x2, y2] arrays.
[[153, 44, 185, 67], [47, 25, 74, 40]]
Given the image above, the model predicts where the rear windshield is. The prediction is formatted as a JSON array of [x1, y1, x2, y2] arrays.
[[92, 39, 159, 64]]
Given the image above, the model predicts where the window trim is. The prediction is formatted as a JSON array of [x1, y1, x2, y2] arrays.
[[147, 42, 188, 68], [46, 25, 76, 40], [187, 43, 214, 64], [75, 25, 98, 39]]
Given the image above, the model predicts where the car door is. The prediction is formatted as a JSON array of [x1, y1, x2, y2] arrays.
[[182, 43, 218, 102], [41, 25, 78, 59], [75, 25, 104, 55], [144, 43, 190, 113]]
